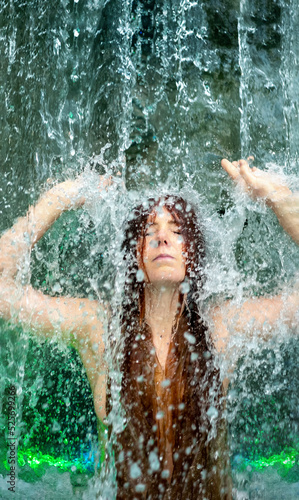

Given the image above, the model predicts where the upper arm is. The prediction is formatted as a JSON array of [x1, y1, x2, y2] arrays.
[[15, 285, 107, 350], [210, 292, 299, 354]]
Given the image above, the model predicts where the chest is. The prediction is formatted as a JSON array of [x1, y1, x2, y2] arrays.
[[131, 333, 188, 417], [125, 318, 201, 424], [153, 342, 171, 373]]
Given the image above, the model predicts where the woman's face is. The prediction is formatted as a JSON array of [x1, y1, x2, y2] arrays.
[[138, 206, 186, 286]]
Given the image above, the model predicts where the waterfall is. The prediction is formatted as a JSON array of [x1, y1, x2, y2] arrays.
[[1, 1, 299, 499], [280, 0, 299, 171]]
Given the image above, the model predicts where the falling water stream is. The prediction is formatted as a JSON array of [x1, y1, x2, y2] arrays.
[[1, 0, 299, 498]]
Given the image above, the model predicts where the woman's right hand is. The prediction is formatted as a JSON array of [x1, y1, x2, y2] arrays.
[[97, 171, 124, 194], [0, 177, 86, 279]]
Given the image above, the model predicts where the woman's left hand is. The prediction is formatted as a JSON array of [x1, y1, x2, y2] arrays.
[[221, 158, 291, 205]]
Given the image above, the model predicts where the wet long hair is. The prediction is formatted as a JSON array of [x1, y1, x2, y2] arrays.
[[115, 195, 229, 498]]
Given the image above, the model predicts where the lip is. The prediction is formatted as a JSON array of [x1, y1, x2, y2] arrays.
[[153, 254, 175, 262]]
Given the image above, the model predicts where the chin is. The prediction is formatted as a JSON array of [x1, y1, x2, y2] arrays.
[[147, 272, 185, 286]]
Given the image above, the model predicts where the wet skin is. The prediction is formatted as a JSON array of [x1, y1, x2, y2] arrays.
[[140, 206, 187, 287]]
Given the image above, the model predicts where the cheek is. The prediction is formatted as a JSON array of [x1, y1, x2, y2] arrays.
[[149, 239, 158, 249], [137, 239, 152, 274], [142, 239, 157, 262]]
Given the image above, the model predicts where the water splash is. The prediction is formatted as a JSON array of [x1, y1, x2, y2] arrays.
[[1, 1, 299, 499]]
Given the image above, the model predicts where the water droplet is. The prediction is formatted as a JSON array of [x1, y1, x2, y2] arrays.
[[149, 451, 160, 471], [180, 280, 190, 294], [136, 484, 145, 493], [130, 463, 141, 479], [52, 420, 61, 433], [184, 331, 196, 344], [207, 406, 218, 419], [136, 269, 144, 282]]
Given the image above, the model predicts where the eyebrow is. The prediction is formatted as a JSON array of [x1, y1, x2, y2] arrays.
[[147, 220, 179, 228]]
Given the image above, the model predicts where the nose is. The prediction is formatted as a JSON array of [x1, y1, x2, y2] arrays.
[[156, 228, 170, 247], [158, 238, 168, 246]]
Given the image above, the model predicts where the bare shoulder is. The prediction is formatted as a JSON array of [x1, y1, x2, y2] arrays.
[[208, 302, 231, 354], [209, 292, 291, 354]]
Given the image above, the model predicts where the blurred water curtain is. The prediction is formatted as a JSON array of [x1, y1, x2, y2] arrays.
[[1, 0, 294, 223]]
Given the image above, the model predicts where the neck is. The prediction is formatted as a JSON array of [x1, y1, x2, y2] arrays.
[[144, 283, 182, 341]]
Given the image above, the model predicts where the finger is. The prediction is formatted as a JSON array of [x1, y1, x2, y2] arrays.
[[235, 158, 251, 170], [221, 159, 240, 181], [239, 160, 256, 186]]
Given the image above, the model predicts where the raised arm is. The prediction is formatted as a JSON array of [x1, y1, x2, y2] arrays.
[[212, 158, 299, 358], [0, 176, 107, 347], [0, 178, 85, 278], [221, 158, 299, 244], [0, 176, 110, 420]]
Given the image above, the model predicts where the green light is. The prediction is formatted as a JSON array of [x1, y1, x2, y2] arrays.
[[3, 445, 299, 477], [3, 446, 99, 474], [235, 448, 299, 472]]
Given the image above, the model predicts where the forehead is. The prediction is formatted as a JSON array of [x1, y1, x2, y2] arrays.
[[147, 206, 176, 224]]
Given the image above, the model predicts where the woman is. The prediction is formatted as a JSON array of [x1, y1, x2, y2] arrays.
[[115, 195, 232, 499], [0, 158, 299, 499]]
